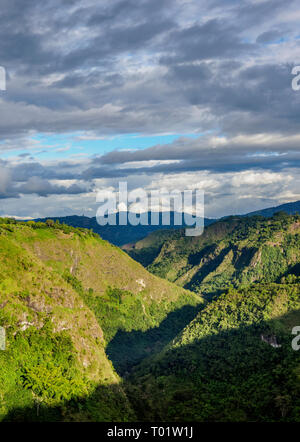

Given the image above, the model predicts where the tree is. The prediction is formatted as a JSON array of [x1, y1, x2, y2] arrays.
[[46, 219, 55, 227]]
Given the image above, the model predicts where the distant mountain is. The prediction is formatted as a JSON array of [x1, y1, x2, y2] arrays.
[[33, 212, 216, 246], [242, 200, 300, 218], [30, 201, 300, 247], [122, 200, 300, 269]]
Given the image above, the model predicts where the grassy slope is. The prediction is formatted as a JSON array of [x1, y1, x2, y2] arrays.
[[20, 221, 202, 342], [0, 220, 134, 421], [0, 219, 201, 421]]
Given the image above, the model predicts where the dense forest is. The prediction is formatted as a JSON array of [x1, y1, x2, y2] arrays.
[[127, 282, 300, 421]]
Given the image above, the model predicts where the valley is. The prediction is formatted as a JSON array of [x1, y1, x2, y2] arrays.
[[0, 212, 299, 421]]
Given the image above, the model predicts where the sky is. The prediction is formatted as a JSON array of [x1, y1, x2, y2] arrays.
[[0, 0, 300, 219]]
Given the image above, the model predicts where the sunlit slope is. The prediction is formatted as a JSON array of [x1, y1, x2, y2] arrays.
[[18, 220, 202, 340], [0, 220, 133, 421], [0, 218, 201, 421]]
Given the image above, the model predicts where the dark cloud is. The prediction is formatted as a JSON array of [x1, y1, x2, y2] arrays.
[[0, 172, 89, 199], [256, 30, 284, 44], [160, 19, 255, 66], [0, 0, 298, 137], [18, 177, 89, 197]]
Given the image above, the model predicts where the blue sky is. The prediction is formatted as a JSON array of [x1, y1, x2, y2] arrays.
[[27, 133, 200, 160]]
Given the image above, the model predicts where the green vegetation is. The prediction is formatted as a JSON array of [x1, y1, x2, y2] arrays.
[[126, 213, 300, 299], [127, 282, 300, 421], [0, 322, 85, 420], [0, 213, 300, 422], [122, 229, 179, 267], [62, 270, 202, 374], [0, 217, 201, 421]]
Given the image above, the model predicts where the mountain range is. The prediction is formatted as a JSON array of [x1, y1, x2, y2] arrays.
[[241, 200, 300, 218], [32, 212, 215, 247], [32, 199, 300, 247]]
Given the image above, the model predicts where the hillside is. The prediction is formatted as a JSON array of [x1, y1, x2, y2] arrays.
[[123, 213, 300, 422], [2, 213, 300, 422], [125, 213, 300, 299], [0, 218, 202, 421], [123, 199, 300, 265], [128, 281, 300, 422]]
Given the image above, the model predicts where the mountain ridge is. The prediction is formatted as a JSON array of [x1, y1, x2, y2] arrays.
[[240, 199, 300, 218], [125, 212, 300, 300], [27, 199, 300, 248]]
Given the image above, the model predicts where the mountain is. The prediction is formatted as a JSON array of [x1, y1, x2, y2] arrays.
[[124, 212, 300, 299], [122, 200, 300, 268], [0, 217, 202, 421], [115, 212, 300, 422], [242, 200, 300, 218], [32, 213, 216, 247], [30, 200, 300, 248]]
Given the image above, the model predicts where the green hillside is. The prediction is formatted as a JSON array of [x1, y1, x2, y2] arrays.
[[0, 218, 202, 421], [128, 282, 300, 422], [1, 213, 300, 422], [122, 228, 179, 267], [126, 213, 300, 299]]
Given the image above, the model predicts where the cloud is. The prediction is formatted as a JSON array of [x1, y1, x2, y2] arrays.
[[256, 29, 284, 44], [0, 0, 300, 217], [90, 132, 300, 175], [0, 0, 298, 138], [0, 159, 90, 199], [17, 176, 89, 197], [0, 165, 11, 197]]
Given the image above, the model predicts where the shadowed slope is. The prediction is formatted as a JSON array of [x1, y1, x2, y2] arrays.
[[127, 282, 300, 422]]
